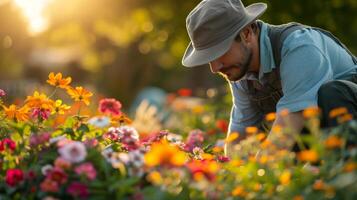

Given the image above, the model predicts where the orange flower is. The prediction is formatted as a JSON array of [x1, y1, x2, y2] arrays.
[[338, 113, 353, 123], [303, 107, 320, 118], [245, 126, 258, 135], [3, 104, 30, 121], [52, 100, 71, 115], [313, 179, 325, 190], [47, 72, 72, 89], [297, 150, 319, 163], [329, 107, 348, 118], [144, 140, 187, 167], [186, 159, 220, 181], [265, 112, 276, 122], [324, 135, 344, 149], [279, 170, 291, 185], [343, 162, 356, 172], [146, 171, 163, 185], [293, 195, 304, 200], [232, 186, 247, 197], [112, 114, 132, 125], [66, 86, 93, 105], [225, 132, 239, 143], [25, 91, 54, 110]]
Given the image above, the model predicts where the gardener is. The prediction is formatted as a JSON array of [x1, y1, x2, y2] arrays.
[[182, 0, 357, 154]]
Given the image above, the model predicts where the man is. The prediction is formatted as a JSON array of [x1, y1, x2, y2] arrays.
[[182, 0, 357, 154]]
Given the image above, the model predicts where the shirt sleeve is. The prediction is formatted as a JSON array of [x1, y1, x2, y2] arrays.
[[277, 39, 332, 113], [229, 82, 263, 135]]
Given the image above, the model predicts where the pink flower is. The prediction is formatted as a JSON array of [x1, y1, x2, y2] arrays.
[[84, 138, 98, 147], [74, 162, 97, 180], [184, 129, 205, 152], [31, 108, 51, 120], [117, 126, 140, 150], [0, 138, 16, 151], [0, 89, 5, 97], [99, 98, 122, 115], [40, 178, 59, 192], [66, 182, 89, 198], [54, 157, 72, 169], [58, 141, 87, 163], [30, 132, 51, 147], [217, 155, 230, 163], [5, 169, 24, 187]]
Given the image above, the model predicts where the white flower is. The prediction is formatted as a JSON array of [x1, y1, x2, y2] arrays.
[[58, 141, 87, 163], [49, 135, 67, 144], [101, 147, 114, 161], [41, 164, 53, 176], [88, 116, 110, 128], [128, 150, 144, 168], [117, 126, 139, 141]]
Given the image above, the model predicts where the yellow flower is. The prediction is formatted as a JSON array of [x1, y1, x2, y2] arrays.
[[25, 91, 54, 110], [146, 171, 163, 185], [225, 132, 239, 143], [303, 107, 320, 118], [47, 72, 72, 89], [144, 140, 187, 167], [324, 135, 344, 149], [52, 100, 71, 115], [232, 186, 246, 197], [66, 86, 93, 105], [329, 107, 348, 118], [3, 104, 30, 121], [279, 170, 291, 185], [297, 150, 319, 163], [192, 105, 204, 114]]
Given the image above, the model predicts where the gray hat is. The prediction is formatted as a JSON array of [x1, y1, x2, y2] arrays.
[[182, 0, 267, 67]]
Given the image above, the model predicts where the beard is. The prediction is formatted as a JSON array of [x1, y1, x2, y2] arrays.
[[219, 44, 253, 82]]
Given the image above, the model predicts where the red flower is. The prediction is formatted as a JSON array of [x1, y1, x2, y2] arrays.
[[186, 159, 220, 182], [40, 178, 59, 192], [216, 119, 228, 133], [99, 98, 122, 115], [48, 167, 68, 184], [67, 182, 89, 198], [177, 88, 192, 97], [0, 138, 16, 151], [5, 169, 24, 187]]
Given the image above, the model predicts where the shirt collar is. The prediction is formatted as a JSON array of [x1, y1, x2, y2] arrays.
[[258, 21, 277, 80]]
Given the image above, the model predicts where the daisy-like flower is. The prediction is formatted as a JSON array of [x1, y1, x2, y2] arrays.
[[52, 100, 70, 115], [25, 91, 54, 110], [98, 98, 122, 115], [58, 141, 87, 163], [3, 104, 30, 122], [47, 72, 72, 89], [66, 86, 93, 105]]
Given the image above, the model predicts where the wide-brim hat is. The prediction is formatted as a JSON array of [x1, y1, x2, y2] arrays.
[[182, 0, 267, 67]]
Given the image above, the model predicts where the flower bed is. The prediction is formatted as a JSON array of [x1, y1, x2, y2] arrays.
[[0, 73, 356, 200]]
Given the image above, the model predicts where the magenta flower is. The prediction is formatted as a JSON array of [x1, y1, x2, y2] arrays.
[[0, 138, 16, 151], [184, 129, 205, 152], [74, 162, 97, 180], [5, 169, 24, 187], [67, 182, 89, 198], [31, 108, 51, 120], [0, 89, 5, 97], [98, 98, 122, 115]]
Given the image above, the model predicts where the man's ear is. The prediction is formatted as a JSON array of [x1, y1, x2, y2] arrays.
[[240, 27, 252, 43]]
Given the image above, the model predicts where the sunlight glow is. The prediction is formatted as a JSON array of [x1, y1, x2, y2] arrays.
[[13, 0, 52, 35]]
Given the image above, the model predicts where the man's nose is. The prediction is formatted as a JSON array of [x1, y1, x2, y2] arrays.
[[209, 61, 223, 73]]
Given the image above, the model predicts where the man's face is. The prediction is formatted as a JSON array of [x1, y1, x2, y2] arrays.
[[209, 40, 253, 81]]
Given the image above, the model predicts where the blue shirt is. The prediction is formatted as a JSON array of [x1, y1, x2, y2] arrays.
[[229, 21, 357, 134]]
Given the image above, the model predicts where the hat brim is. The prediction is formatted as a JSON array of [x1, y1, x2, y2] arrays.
[[182, 3, 267, 67]]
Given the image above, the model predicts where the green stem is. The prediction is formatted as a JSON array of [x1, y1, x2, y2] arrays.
[[48, 87, 58, 99]]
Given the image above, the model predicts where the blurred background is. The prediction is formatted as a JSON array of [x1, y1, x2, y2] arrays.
[[0, 0, 356, 109]]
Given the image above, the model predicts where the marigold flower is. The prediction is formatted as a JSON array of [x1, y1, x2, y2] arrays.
[[232, 186, 247, 197], [297, 150, 319, 163], [225, 132, 239, 143], [186, 159, 220, 181], [338, 113, 353, 123], [265, 112, 276, 122], [99, 98, 122, 115], [343, 162, 356, 172], [144, 140, 187, 167], [313, 179, 325, 190], [66, 86, 93, 105], [5, 169, 24, 187], [47, 72, 72, 89], [303, 106, 320, 118], [245, 126, 258, 135], [25, 91, 54, 110], [52, 100, 70, 115], [279, 170, 291, 185], [329, 107, 348, 118], [3, 104, 30, 121], [324, 135, 344, 149]]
